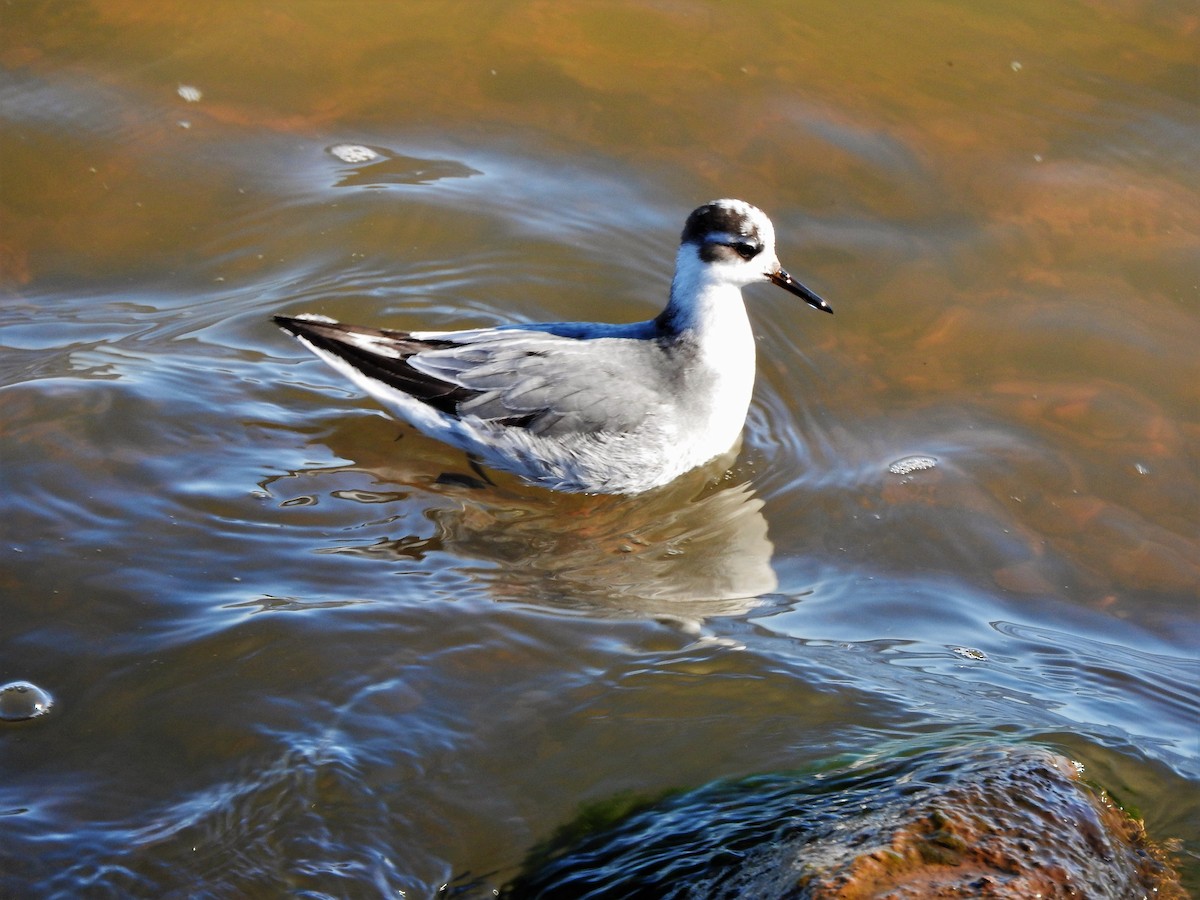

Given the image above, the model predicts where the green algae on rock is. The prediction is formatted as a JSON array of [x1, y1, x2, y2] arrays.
[[502, 743, 1186, 899]]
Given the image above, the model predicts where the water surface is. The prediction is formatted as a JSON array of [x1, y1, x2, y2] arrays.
[[1, 1, 1197, 895]]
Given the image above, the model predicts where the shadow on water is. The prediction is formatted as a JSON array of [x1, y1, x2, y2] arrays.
[[327, 144, 483, 188]]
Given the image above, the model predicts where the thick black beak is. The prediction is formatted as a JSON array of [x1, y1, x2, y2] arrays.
[[769, 268, 833, 314]]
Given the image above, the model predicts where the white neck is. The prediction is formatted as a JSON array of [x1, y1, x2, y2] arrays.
[[662, 247, 754, 339], [660, 246, 758, 457]]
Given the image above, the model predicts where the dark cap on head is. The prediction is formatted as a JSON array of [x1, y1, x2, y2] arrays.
[[681, 201, 762, 248]]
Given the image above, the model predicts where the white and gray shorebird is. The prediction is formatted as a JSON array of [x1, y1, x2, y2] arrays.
[[274, 199, 832, 494]]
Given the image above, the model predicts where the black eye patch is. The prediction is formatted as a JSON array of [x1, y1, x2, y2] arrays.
[[697, 235, 764, 264], [729, 240, 761, 261]]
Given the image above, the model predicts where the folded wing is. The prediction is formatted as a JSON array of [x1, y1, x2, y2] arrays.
[[274, 316, 667, 437]]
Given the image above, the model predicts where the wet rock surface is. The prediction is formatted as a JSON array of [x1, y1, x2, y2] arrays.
[[502, 743, 1186, 899]]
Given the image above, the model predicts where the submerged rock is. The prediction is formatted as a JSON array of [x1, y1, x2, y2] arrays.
[[502, 743, 1185, 899]]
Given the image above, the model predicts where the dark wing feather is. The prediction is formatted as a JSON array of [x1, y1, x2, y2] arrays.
[[275, 315, 669, 436], [274, 316, 473, 415]]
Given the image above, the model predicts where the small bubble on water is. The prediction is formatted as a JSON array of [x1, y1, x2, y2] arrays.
[[177, 84, 202, 103], [329, 144, 379, 164], [1134, 462, 1150, 476], [888, 455, 938, 476], [952, 647, 988, 661], [0, 682, 54, 721]]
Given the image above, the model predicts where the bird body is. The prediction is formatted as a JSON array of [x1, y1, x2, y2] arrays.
[[275, 199, 831, 494]]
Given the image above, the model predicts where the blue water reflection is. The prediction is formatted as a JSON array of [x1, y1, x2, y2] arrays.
[[2, 1, 1198, 894]]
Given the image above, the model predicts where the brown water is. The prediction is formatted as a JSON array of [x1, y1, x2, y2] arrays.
[[2, 1, 1198, 895]]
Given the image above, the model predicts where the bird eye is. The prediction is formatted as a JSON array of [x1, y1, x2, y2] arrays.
[[731, 241, 761, 261]]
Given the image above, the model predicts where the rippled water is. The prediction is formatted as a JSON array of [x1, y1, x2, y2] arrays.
[[2, 1, 1197, 896]]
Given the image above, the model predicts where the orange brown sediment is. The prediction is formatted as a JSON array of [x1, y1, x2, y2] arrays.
[[790, 747, 1185, 899]]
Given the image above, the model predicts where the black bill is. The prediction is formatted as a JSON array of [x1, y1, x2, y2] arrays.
[[769, 269, 833, 314]]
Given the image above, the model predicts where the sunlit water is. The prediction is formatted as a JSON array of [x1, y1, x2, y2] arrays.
[[2, 1, 1197, 896]]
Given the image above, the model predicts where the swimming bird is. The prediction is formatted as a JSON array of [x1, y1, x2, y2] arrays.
[[274, 199, 831, 494]]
